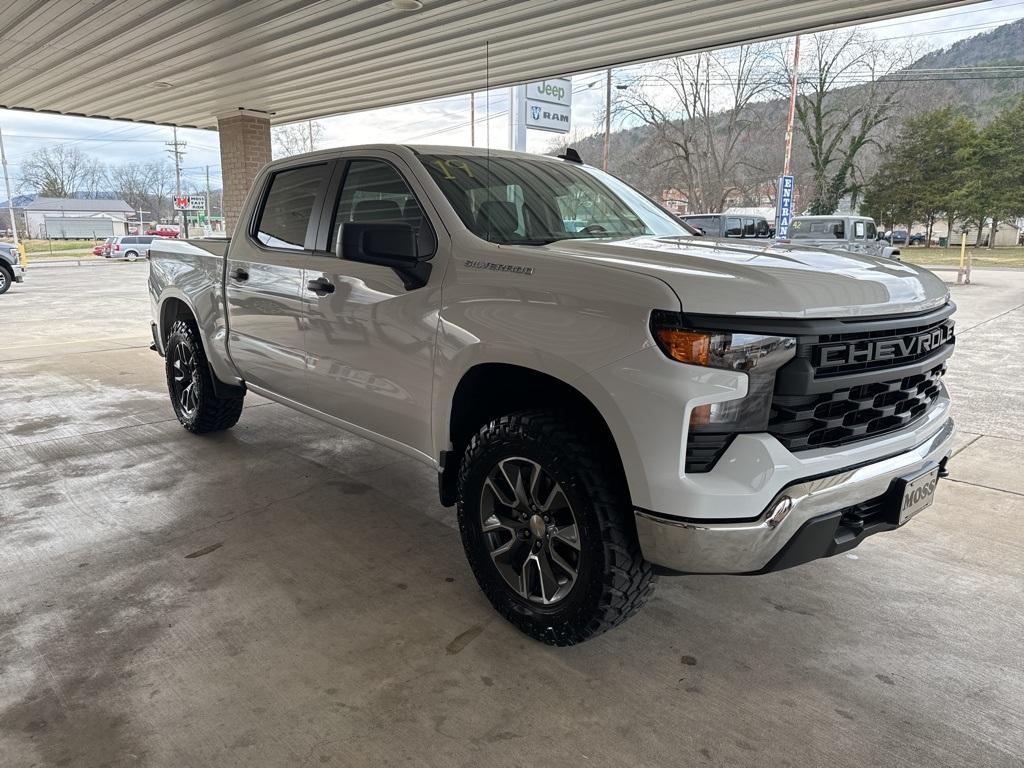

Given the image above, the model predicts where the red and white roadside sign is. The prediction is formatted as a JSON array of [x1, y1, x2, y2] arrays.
[[173, 195, 207, 211]]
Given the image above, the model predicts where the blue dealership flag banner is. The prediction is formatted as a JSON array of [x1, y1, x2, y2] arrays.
[[776, 175, 794, 239]]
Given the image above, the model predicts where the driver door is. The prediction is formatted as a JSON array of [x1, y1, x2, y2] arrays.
[[301, 154, 445, 457]]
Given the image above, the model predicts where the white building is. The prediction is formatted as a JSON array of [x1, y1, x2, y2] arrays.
[[23, 198, 135, 239]]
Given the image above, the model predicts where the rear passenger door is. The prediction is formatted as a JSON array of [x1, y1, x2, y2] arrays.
[[301, 153, 445, 458], [226, 161, 332, 400]]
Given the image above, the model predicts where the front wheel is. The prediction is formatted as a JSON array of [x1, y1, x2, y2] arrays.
[[457, 411, 655, 645], [164, 319, 244, 433], [0, 267, 11, 295]]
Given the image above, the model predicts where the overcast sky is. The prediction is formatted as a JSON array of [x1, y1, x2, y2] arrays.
[[1, 0, 1022, 194]]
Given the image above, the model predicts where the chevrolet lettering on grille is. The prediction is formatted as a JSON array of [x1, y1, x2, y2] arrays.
[[816, 324, 952, 367]]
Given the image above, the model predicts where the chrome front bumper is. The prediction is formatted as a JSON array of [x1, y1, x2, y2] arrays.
[[635, 417, 955, 574]]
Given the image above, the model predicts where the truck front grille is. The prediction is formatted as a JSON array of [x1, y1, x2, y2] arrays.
[[769, 364, 946, 452], [807, 316, 954, 379]]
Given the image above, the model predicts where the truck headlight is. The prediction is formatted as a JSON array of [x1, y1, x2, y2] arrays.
[[651, 312, 796, 432]]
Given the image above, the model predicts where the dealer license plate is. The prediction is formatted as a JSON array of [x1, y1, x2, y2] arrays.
[[898, 465, 941, 525]]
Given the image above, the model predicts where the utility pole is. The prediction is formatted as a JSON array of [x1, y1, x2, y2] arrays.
[[775, 35, 801, 240], [307, 120, 314, 152], [165, 126, 187, 237], [0, 123, 21, 256], [205, 165, 211, 233], [470, 92, 475, 147], [782, 35, 801, 178], [603, 68, 612, 170]]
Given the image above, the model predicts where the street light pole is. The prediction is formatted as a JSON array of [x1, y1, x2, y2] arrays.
[[0, 123, 21, 252]]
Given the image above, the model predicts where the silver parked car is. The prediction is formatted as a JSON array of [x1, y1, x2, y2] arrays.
[[107, 235, 160, 261], [787, 215, 900, 259]]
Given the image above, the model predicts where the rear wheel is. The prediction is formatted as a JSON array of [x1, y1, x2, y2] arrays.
[[164, 319, 244, 433], [125, 250, 139, 262], [457, 411, 655, 645], [0, 266, 11, 295]]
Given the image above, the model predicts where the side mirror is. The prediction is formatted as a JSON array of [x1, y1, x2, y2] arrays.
[[336, 221, 431, 290]]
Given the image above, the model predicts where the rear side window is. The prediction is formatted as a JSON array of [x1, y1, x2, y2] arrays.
[[854, 221, 866, 239], [255, 163, 328, 250], [683, 216, 715, 232], [724, 217, 742, 237], [123, 237, 137, 244]]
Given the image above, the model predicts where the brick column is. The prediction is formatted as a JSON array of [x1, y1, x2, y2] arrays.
[[217, 110, 272, 233]]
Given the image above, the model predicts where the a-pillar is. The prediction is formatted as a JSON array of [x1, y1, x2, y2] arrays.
[[217, 109, 272, 232]]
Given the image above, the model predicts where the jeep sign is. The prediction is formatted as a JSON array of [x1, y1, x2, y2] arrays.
[[529, 78, 572, 107], [524, 77, 572, 134]]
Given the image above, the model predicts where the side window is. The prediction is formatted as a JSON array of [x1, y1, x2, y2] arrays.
[[333, 160, 436, 256], [743, 218, 756, 237], [854, 221, 866, 239], [865, 221, 876, 240], [756, 219, 770, 237], [123, 237, 136, 245], [255, 163, 328, 250], [724, 217, 742, 237]]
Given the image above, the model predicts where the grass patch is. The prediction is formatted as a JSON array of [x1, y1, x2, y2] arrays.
[[0, 238, 104, 255], [899, 246, 1024, 269]]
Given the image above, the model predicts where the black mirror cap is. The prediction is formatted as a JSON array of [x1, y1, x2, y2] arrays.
[[337, 222, 431, 290]]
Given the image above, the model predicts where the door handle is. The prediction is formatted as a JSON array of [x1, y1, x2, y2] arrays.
[[307, 277, 335, 296], [230, 267, 249, 281]]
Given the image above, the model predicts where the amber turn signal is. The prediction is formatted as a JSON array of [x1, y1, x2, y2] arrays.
[[654, 329, 711, 366]]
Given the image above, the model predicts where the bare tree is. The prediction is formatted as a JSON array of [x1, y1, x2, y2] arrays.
[[108, 162, 151, 210], [272, 120, 325, 159], [144, 161, 176, 219], [790, 30, 917, 214], [614, 44, 779, 213], [19, 145, 102, 197]]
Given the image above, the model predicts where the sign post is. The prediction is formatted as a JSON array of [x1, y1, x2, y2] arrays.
[[776, 175, 794, 239]]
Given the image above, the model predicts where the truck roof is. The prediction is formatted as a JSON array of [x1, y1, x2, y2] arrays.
[[263, 143, 574, 171]]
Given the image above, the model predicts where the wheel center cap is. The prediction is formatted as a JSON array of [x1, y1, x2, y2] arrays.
[[528, 514, 546, 539]]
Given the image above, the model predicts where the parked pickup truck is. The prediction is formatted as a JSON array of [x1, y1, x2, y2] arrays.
[[0, 242, 25, 294], [149, 145, 956, 645], [788, 215, 901, 259]]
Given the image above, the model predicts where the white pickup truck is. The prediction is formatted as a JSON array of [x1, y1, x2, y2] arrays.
[[149, 145, 955, 645]]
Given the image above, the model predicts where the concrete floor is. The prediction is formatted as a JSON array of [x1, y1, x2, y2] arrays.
[[2, 262, 1023, 768]]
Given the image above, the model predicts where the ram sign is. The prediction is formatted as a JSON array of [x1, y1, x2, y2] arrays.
[[525, 77, 572, 134]]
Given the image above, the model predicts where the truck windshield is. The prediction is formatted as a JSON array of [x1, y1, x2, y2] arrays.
[[789, 219, 845, 239], [419, 153, 692, 245]]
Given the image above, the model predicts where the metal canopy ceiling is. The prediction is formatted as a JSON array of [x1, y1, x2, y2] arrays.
[[2, 0, 976, 130]]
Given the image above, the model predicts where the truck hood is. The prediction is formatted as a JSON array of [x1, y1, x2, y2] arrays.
[[541, 236, 948, 318]]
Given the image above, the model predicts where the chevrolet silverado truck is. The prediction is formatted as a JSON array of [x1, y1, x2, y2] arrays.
[[149, 145, 955, 645]]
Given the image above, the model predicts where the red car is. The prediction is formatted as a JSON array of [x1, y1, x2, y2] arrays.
[[92, 244, 104, 256], [146, 228, 179, 238]]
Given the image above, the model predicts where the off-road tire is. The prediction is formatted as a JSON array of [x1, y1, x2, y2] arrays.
[[0, 266, 12, 295], [457, 410, 655, 645], [164, 319, 244, 433]]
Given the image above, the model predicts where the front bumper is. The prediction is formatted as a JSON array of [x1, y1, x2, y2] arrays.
[[635, 416, 955, 574], [11, 262, 25, 282]]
